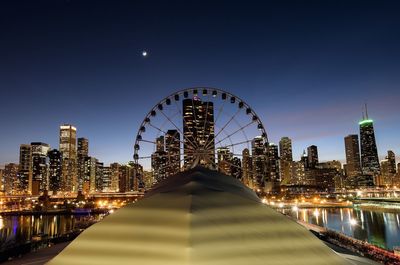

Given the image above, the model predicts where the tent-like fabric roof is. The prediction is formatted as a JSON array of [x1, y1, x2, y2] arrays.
[[47, 167, 350, 265]]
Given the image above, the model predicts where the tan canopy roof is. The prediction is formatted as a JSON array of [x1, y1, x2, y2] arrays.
[[47, 167, 350, 265]]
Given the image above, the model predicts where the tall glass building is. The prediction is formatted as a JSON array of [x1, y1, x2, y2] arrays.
[[59, 124, 77, 193], [359, 119, 380, 175]]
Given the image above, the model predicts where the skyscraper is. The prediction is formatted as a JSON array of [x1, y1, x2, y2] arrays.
[[77, 137, 89, 192], [118, 165, 129, 193], [95, 161, 104, 192], [77, 138, 89, 157], [344, 135, 362, 178], [381, 150, 396, 186], [182, 98, 215, 168], [152, 136, 167, 183], [266, 143, 280, 193], [230, 157, 242, 180], [252, 136, 266, 191], [359, 117, 380, 175], [48, 149, 62, 194], [217, 147, 233, 175], [387, 150, 396, 174], [4, 163, 18, 195], [165, 130, 181, 177], [31, 142, 50, 195], [84, 156, 97, 193], [307, 145, 319, 169], [0, 169, 4, 193], [59, 124, 77, 192], [279, 137, 292, 184], [242, 148, 253, 187], [18, 144, 32, 193], [102, 166, 111, 192], [110, 163, 120, 192]]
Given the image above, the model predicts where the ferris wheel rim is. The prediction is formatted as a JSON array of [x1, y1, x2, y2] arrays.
[[133, 86, 269, 158]]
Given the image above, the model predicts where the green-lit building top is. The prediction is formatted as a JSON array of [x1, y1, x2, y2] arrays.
[[359, 119, 373, 125]]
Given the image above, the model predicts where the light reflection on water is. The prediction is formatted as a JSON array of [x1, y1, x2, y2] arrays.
[[281, 207, 400, 250], [0, 214, 103, 250]]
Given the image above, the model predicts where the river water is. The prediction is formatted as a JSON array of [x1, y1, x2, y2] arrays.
[[279, 207, 400, 251], [1, 208, 400, 252], [0, 214, 104, 251]]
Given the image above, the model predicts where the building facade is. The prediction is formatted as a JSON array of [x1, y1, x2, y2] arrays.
[[359, 119, 380, 176], [279, 137, 292, 184], [31, 142, 50, 195], [18, 144, 32, 193], [48, 149, 62, 194], [307, 145, 319, 169], [59, 125, 77, 193], [182, 98, 215, 168]]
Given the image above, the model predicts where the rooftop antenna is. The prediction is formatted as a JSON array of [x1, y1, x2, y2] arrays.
[[365, 102, 369, 119]]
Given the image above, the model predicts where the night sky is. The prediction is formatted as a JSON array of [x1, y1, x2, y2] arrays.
[[1, 0, 400, 166]]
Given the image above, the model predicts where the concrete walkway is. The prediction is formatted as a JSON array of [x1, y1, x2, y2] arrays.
[[2, 242, 70, 265]]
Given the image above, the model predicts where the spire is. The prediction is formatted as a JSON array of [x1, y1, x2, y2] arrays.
[[365, 103, 369, 119]]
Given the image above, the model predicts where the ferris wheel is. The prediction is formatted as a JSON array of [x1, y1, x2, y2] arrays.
[[133, 87, 269, 191]]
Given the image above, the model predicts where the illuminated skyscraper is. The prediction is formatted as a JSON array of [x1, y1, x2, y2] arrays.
[[77, 137, 89, 192], [48, 149, 62, 194], [59, 124, 77, 192], [110, 163, 120, 192], [77, 138, 89, 157], [307, 145, 319, 169], [359, 116, 380, 175], [344, 134, 362, 178], [118, 165, 129, 193], [387, 150, 396, 174], [182, 98, 215, 168], [251, 136, 266, 191], [102, 166, 111, 192], [217, 147, 233, 175], [381, 150, 396, 186], [18, 144, 32, 193], [84, 156, 97, 193], [291, 161, 305, 185], [95, 161, 104, 192], [165, 130, 180, 177], [231, 157, 242, 180], [31, 142, 50, 195], [152, 136, 167, 183], [267, 143, 280, 181], [242, 148, 253, 187], [266, 143, 280, 193], [4, 163, 18, 195], [279, 137, 292, 184], [0, 169, 4, 193]]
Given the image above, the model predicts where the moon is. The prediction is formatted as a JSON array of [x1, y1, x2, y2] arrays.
[[142, 50, 148, 57]]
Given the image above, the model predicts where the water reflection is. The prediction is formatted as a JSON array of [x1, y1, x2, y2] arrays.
[[281, 208, 400, 250], [0, 214, 103, 250]]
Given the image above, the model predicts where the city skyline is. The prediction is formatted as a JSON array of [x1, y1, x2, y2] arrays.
[[1, 1, 400, 165], [0, 105, 398, 167]]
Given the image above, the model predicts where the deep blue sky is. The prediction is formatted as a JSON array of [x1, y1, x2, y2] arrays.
[[1, 0, 400, 166]]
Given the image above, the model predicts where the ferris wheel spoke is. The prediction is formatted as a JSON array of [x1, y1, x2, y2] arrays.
[[148, 122, 189, 149], [159, 109, 199, 149], [137, 155, 153, 160], [213, 120, 255, 148], [138, 139, 157, 144], [202, 97, 225, 149], [205, 108, 241, 149], [220, 139, 254, 149]]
